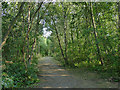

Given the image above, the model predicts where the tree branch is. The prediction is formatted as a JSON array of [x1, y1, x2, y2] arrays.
[[0, 2, 25, 50]]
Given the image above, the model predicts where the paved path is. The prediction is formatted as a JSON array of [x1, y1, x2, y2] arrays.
[[32, 57, 118, 88]]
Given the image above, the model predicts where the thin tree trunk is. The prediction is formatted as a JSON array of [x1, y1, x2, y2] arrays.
[[23, 2, 50, 46], [0, 2, 25, 50], [63, 4, 68, 65], [118, 2, 120, 59], [55, 25, 65, 63], [70, 15, 74, 64], [36, 3, 40, 55], [71, 15, 74, 43], [52, 17, 68, 65], [22, 2, 43, 66], [71, 29, 74, 43], [90, 2, 103, 65], [28, 38, 36, 65], [27, 5, 31, 60], [63, 13, 68, 65], [27, 2, 51, 65], [22, 10, 27, 67], [25, 2, 43, 42], [28, 3, 40, 65]]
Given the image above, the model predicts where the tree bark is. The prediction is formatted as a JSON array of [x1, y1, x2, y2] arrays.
[[22, 2, 43, 66], [28, 38, 36, 65], [71, 29, 74, 43], [25, 2, 43, 42], [62, 4, 69, 65], [28, 3, 40, 65], [90, 3, 103, 65], [0, 2, 25, 50], [52, 16, 68, 65], [22, 9, 27, 67], [71, 15, 74, 43], [27, 4, 31, 60], [63, 9, 68, 65], [118, 2, 120, 60]]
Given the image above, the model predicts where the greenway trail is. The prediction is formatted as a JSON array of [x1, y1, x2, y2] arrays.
[[32, 57, 118, 88]]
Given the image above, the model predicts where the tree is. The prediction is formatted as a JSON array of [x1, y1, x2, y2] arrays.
[[90, 2, 103, 65], [0, 2, 25, 50], [118, 1, 120, 59]]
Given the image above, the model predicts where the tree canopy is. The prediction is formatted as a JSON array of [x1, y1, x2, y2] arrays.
[[1, 2, 119, 88]]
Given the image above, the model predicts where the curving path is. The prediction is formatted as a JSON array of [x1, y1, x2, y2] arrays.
[[31, 57, 118, 88]]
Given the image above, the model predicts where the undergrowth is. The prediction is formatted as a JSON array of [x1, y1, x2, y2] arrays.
[[56, 57, 119, 82], [2, 55, 40, 88]]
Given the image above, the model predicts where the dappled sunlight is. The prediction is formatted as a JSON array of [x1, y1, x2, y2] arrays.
[[42, 86, 68, 88], [39, 63, 59, 65], [42, 69, 65, 71], [2, 2, 119, 88], [42, 87, 53, 88], [39, 63, 54, 66], [36, 57, 118, 88], [40, 74, 71, 77]]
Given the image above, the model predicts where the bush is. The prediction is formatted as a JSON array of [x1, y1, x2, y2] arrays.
[[2, 58, 39, 88]]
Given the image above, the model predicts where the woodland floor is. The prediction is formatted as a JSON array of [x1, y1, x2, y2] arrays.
[[29, 57, 118, 88]]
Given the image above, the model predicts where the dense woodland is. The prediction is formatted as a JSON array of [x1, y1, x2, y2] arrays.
[[1, 2, 120, 88]]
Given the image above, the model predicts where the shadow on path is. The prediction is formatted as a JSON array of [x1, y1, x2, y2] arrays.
[[32, 57, 118, 88]]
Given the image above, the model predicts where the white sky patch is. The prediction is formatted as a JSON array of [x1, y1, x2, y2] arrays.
[[43, 28, 52, 38]]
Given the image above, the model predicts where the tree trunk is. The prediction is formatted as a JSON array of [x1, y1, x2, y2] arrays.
[[71, 29, 74, 43], [71, 15, 74, 43], [22, 9, 27, 67], [28, 3, 40, 65], [25, 2, 43, 42], [52, 17, 68, 65], [22, 2, 43, 66], [63, 7, 68, 65], [90, 3, 103, 65], [118, 2, 120, 60], [28, 38, 36, 65], [0, 2, 25, 50], [27, 5, 31, 61]]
